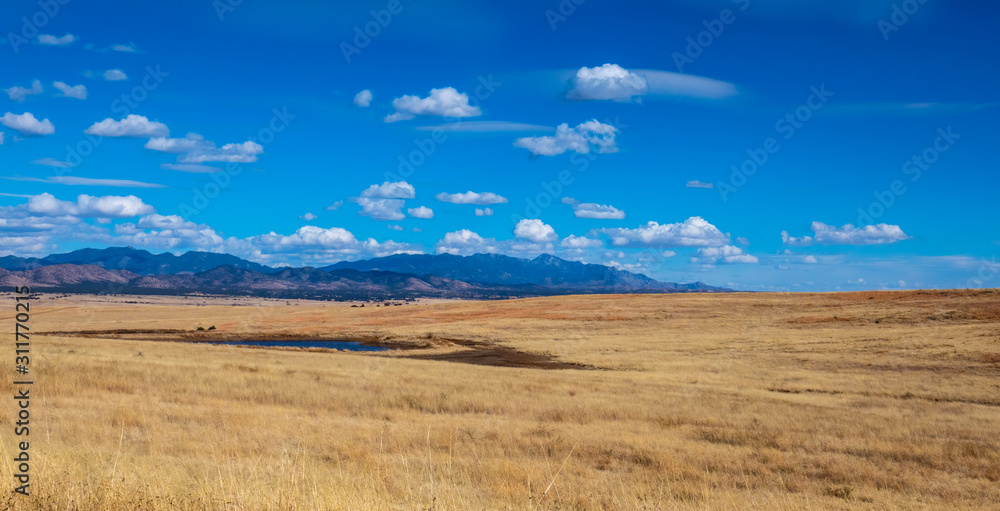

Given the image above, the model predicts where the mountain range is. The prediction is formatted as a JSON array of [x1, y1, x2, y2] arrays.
[[0, 247, 729, 299]]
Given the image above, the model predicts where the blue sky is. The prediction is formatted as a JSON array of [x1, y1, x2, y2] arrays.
[[1, 0, 997, 291]]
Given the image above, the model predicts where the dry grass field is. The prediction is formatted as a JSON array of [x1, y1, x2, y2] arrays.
[[1, 290, 999, 510]]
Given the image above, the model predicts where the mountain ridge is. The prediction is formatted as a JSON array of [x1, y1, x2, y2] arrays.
[[0, 247, 730, 298]]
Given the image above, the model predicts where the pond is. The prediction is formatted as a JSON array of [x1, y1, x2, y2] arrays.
[[208, 340, 388, 351]]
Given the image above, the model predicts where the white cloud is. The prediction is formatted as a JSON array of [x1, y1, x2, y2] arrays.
[[475, 207, 493, 216], [145, 132, 263, 163], [514, 219, 557, 243], [408, 206, 434, 219], [110, 42, 139, 53], [662, 250, 677, 257], [5, 80, 43, 101], [803, 255, 818, 264], [160, 163, 221, 173], [634, 69, 739, 100], [85, 114, 168, 137], [435, 229, 497, 255], [355, 198, 405, 221], [354, 89, 372, 107], [0, 133, 4, 145], [387, 224, 404, 231], [300, 213, 317, 221], [31, 158, 74, 168], [37, 34, 76, 46], [567, 64, 648, 101], [598, 217, 730, 247], [360, 181, 415, 199], [384, 87, 482, 123], [415, 121, 553, 132], [686, 180, 714, 189], [178, 141, 263, 163], [693, 245, 759, 265], [1, 112, 55, 136], [145, 134, 212, 153], [514, 119, 618, 156], [436, 191, 508, 205], [103, 69, 128, 81], [563, 198, 625, 219], [782, 222, 910, 246], [27, 193, 153, 218], [53, 81, 87, 99], [326, 201, 344, 211], [5, 176, 165, 188], [560, 235, 602, 249]]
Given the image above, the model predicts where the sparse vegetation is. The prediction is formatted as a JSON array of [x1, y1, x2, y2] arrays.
[[3, 289, 999, 509]]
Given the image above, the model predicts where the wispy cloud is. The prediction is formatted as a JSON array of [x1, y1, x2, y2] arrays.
[[5, 176, 166, 188]]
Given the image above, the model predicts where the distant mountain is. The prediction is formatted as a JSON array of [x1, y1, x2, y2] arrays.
[[322, 252, 721, 292], [0, 247, 272, 274], [0, 247, 730, 298]]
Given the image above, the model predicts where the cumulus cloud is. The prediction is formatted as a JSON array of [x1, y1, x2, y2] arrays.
[[387, 224, 404, 231], [514, 219, 557, 243], [560, 235, 602, 249], [562, 198, 625, 219], [475, 208, 493, 216], [355, 198, 405, 221], [803, 255, 818, 263], [5, 80, 43, 101], [435, 229, 497, 255], [514, 120, 618, 156], [145, 132, 263, 163], [384, 87, 481, 122], [85, 115, 168, 137], [360, 181, 415, 199], [686, 180, 714, 189], [567, 64, 648, 101], [354, 89, 372, 107], [692, 245, 758, 265], [598, 217, 730, 247], [53, 81, 87, 99], [408, 206, 434, 219], [178, 141, 263, 163], [436, 191, 508, 205], [103, 69, 128, 81], [27, 193, 153, 218], [300, 213, 317, 221], [1, 112, 55, 136], [782, 222, 910, 246], [37, 34, 76, 46], [326, 201, 344, 211], [145, 133, 212, 153]]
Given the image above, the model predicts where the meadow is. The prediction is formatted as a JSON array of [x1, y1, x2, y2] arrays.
[[1, 290, 998, 510]]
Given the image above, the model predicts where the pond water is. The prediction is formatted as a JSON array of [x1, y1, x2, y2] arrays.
[[208, 340, 388, 351]]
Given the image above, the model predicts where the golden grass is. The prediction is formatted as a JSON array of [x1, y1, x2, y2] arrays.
[[1, 290, 999, 509]]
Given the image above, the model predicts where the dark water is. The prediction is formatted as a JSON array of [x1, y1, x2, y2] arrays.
[[208, 340, 387, 351]]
